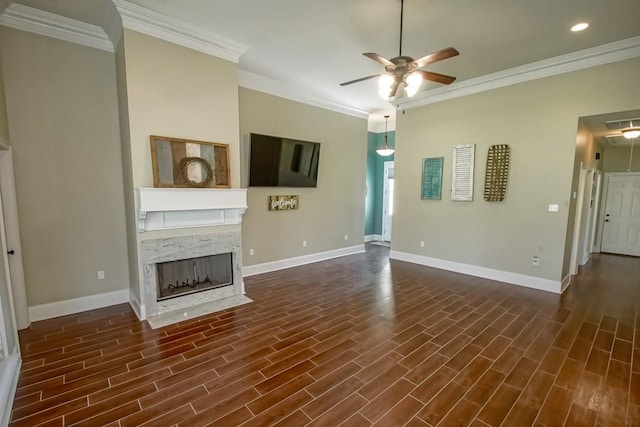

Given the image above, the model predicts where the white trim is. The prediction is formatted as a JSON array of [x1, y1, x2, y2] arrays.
[[112, 0, 248, 63], [28, 289, 129, 322], [561, 274, 572, 294], [0, 148, 30, 330], [243, 245, 365, 277], [239, 70, 369, 119], [396, 36, 640, 110], [128, 289, 144, 320], [0, 353, 20, 427], [364, 234, 383, 242], [136, 188, 247, 232], [0, 3, 113, 52], [389, 250, 563, 294]]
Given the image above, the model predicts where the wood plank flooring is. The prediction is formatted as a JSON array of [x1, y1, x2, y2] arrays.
[[10, 244, 640, 426]]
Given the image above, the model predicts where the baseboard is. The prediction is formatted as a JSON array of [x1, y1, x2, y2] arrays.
[[28, 289, 130, 321], [561, 274, 572, 293], [389, 250, 563, 294], [243, 244, 365, 277], [128, 290, 145, 321], [364, 234, 383, 242], [0, 352, 21, 427]]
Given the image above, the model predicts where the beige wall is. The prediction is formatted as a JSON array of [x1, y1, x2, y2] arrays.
[[121, 29, 241, 189], [393, 58, 640, 284], [114, 36, 141, 303], [239, 88, 367, 265], [602, 146, 640, 172], [0, 28, 129, 306], [0, 40, 9, 143]]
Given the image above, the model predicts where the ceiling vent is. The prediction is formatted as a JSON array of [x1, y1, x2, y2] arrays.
[[605, 118, 640, 130], [604, 135, 631, 146]]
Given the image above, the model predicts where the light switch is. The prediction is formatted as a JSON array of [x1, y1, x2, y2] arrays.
[[548, 204, 559, 212]]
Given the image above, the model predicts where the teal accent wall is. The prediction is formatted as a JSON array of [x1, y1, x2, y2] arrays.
[[365, 131, 395, 236]]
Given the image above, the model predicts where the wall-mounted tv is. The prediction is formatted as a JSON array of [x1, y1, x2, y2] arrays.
[[249, 133, 321, 188]]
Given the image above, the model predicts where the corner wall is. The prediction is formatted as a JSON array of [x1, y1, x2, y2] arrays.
[[239, 88, 367, 266], [0, 28, 129, 307], [0, 38, 8, 143]]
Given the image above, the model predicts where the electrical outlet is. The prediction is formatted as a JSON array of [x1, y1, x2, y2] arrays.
[[420, 241, 425, 248], [532, 256, 539, 266], [344, 234, 348, 241], [97, 270, 105, 280], [249, 248, 254, 256], [548, 204, 559, 212], [302, 240, 307, 247]]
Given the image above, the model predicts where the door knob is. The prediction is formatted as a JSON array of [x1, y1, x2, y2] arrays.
[[7, 250, 14, 255]]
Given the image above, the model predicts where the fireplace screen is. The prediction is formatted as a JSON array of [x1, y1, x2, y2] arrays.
[[156, 253, 233, 301]]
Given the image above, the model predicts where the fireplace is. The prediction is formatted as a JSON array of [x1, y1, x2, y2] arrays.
[[156, 253, 233, 301], [134, 188, 251, 328]]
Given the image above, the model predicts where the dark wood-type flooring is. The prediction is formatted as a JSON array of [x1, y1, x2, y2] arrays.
[[9, 244, 640, 426]]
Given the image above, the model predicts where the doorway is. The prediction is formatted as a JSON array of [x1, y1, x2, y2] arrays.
[[382, 161, 394, 242], [598, 172, 640, 256]]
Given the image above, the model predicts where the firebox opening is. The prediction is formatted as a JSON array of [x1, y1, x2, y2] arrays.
[[156, 253, 233, 301]]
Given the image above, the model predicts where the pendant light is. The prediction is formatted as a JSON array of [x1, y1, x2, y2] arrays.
[[376, 115, 394, 157]]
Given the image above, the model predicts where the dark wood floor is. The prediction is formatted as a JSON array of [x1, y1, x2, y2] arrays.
[[9, 244, 640, 426]]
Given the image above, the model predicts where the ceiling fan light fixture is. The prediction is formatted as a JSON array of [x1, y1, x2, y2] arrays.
[[378, 74, 394, 99], [405, 72, 422, 97], [621, 121, 640, 139], [622, 128, 640, 139]]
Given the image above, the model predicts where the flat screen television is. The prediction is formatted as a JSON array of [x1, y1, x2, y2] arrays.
[[249, 133, 321, 187]]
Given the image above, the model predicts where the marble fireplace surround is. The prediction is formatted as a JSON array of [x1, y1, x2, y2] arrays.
[[135, 188, 251, 328], [141, 232, 244, 316]]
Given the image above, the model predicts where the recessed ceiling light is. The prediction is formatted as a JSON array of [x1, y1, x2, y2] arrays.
[[571, 22, 589, 32]]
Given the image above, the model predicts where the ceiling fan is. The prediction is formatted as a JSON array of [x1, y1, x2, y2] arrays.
[[340, 0, 459, 99], [611, 120, 640, 140]]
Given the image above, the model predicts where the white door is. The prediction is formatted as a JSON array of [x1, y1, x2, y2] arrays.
[[601, 173, 640, 256], [382, 162, 394, 241]]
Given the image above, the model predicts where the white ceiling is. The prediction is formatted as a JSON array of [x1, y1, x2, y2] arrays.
[[7, 0, 640, 124]]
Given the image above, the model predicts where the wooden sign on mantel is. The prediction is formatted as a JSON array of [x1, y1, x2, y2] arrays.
[[268, 195, 299, 211]]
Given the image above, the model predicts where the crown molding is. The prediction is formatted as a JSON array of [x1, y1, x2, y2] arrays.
[[368, 120, 396, 134], [396, 35, 640, 110], [0, 3, 113, 52], [238, 70, 370, 119], [112, 0, 248, 63]]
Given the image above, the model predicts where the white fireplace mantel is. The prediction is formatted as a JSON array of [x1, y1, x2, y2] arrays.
[[136, 187, 247, 232]]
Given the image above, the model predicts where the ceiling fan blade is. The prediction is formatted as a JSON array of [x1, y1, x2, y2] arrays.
[[340, 74, 381, 86], [363, 52, 394, 66], [413, 47, 459, 69], [419, 70, 457, 85], [389, 80, 401, 98]]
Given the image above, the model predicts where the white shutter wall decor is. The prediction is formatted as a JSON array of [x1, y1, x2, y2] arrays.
[[451, 144, 475, 201]]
